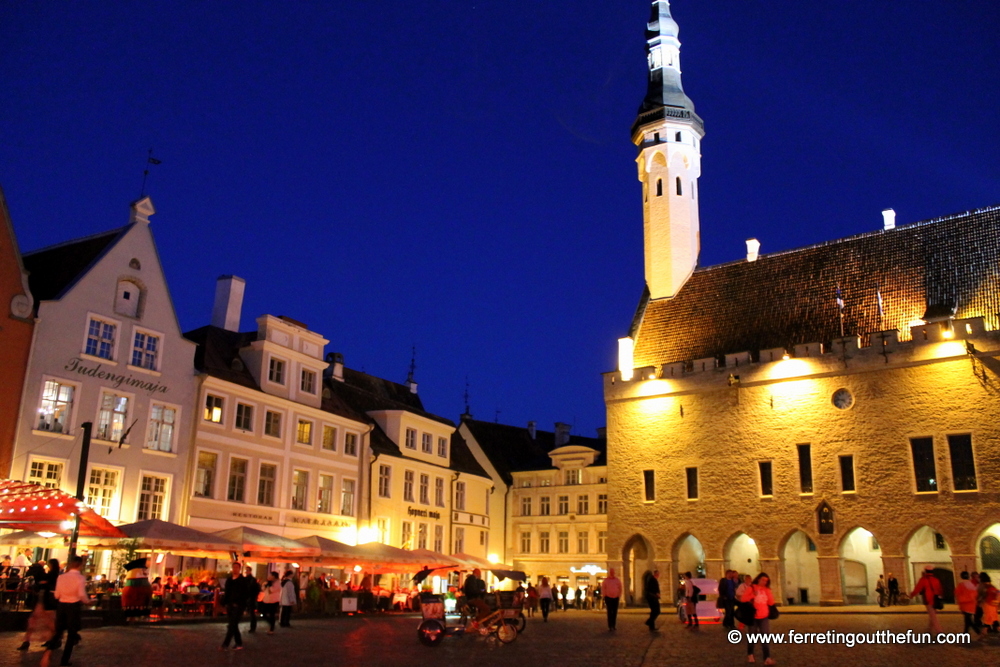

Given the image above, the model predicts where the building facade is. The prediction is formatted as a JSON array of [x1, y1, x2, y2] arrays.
[[606, 1, 1000, 606]]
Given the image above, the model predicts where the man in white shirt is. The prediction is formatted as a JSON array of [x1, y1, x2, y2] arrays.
[[44, 556, 89, 666]]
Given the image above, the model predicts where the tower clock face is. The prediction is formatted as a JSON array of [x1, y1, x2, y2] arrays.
[[832, 388, 854, 410]]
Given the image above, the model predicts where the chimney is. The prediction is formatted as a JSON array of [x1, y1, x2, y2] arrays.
[[554, 422, 572, 446], [211, 275, 245, 332], [746, 238, 760, 262], [324, 352, 344, 382], [527, 421, 536, 440], [882, 208, 896, 230]]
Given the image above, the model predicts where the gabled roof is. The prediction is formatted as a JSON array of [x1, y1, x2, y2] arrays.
[[632, 205, 1000, 367], [461, 418, 606, 485], [449, 432, 490, 478], [184, 325, 260, 390], [326, 367, 455, 428], [22, 225, 129, 303]]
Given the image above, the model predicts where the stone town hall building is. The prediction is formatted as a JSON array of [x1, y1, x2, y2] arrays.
[[606, 1, 1000, 606]]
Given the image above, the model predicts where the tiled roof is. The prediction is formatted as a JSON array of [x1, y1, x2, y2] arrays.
[[327, 367, 455, 428], [462, 418, 606, 485], [449, 432, 490, 478], [632, 205, 1000, 367], [22, 226, 128, 302], [184, 325, 260, 390]]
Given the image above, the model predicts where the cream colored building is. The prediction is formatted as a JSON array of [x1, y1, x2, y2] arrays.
[[606, 1, 1000, 606]]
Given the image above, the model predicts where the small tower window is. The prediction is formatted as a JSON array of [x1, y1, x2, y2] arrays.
[[675, 177, 683, 196], [114, 279, 142, 318], [675, 131, 682, 142], [656, 179, 663, 197]]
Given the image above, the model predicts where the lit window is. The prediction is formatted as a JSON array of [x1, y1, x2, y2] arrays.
[[291, 470, 308, 510], [86, 468, 118, 517], [565, 469, 581, 485], [344, 432, 358, 456], [137, 475, 167, 520], [97, 392, 129, 442], [296, 419, 312, 445], [37, 380, 74, 433], [195, 452, 216, 498], [421, 432, 432, 453], [228, 458, 247, 502], [437, 437, 448, 457], [257, 463, 276, 506], [204, 395, 223, 424], [301, 369, 316, 394], [264, 410, 281, 437], [145, 404, 175, 452], [318, 474, 334, 513], [268, 358, 285, 385], [29, 461, 63, 489], [405, 428, 417, 449], [322, 425, 337, 451], [235, 403, 253, 431], [403, 471, 414, 502], [131, 331, 159, 370], [85, 318, 116, 360], [378, 465, 391, 498], [340, 479, 355, 516]]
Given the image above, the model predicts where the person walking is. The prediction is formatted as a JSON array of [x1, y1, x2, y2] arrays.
[[279, 570, 296, 628], [887, 573, 899, 606], [876, 575, 887, 607], [719, 570, 737, 629], [43, 556, 89, 667], [644, 570, 661, 631], [526, 582, 538, 617], [537, 577, 554, 622], [979, 573, 998, 635], [682, 571, 699, 627], [910, 565, 943, 636], [559, 582, 569, 611], [260, 572, 281, 634], [601, 568, 622, 631], [18, 558, 58, 652], [244, 566, 261, 634], [956, 571, 981, 639], [221, 561, 248, 650], [740, 572, 776, 665]]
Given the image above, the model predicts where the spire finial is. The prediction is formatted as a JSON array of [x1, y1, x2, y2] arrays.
[[406, 345, 416, 383]]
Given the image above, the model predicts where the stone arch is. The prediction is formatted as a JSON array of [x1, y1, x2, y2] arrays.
[[671, 531, 705, 577], [904, 525, 954, 604], [649, 151, 667, 169], [779, 529, 820, 605], [622, 533, 655, 606], [975, 522, 1000, 583], [838, 526, 883, 604], [723, 531, 760, 577]]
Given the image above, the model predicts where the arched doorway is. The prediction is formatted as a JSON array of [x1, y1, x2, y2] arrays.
[[839, 527, 882, 604], [673, 533, 705, 578], [622, 534, 654, 606], [977, 524, 1000, 589], [906, 526, 954, 603], [725, 532, 760, 578], [781, 530, 820, 605]]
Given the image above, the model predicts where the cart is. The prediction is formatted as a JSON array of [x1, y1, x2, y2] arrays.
[[417, 591, 521, 647]]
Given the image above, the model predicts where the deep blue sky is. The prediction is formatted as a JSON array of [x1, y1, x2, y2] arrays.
[[3, 1, 999, 437]]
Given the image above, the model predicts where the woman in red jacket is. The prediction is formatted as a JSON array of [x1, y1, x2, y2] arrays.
[[910, 565, 943, 636], [739, 572, 775, 665]]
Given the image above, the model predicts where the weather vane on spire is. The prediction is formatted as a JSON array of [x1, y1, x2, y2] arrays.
[[462, 376, 472, 419], [140, 148, 162, 198], [406, 345, 417, 384]]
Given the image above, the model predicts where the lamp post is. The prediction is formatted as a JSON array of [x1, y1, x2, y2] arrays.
[[67, 421, 93, 561]]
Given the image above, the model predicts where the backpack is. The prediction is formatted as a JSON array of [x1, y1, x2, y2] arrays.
[[691, 585, 701, 600]]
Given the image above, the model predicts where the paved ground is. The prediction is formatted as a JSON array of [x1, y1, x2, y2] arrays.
[[0, 607, 992, 667]]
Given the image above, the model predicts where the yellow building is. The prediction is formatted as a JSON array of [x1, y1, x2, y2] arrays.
[[606, 1, 1000, 606]]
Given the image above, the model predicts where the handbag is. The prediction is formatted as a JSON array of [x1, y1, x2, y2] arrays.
[[768, 604, 780, 620], [735, 600, 756, 625], [933, 595, 944, 611]]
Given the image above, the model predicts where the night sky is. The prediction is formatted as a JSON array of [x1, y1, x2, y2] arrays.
[[3, 1, 999, 437]]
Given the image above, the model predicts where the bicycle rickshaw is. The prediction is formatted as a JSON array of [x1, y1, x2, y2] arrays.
[[417, 590, 524, 647]]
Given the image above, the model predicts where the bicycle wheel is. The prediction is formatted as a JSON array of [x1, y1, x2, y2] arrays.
[[677, 604, 688, 623], [496, 619, 518, 643], [417, 619, 445, 647], [517, 611, 526, 633]]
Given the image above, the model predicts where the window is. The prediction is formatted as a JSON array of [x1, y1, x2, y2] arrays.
[[228, 458, 247, 502], [934, 532, 947, 550], [798, 444, 813, 493], [338, 478, 352, 517], [86, 468, 118, 516], [418, 523, 428, 549], [435, 477, 444, 506], [656, 179, 663, 197], [643, 470, 655, 502], [817, 501, 834, 535], [405, 428, 417, 449], [577, 495, 589, 515], [131, 331, 159, 370], [145, 404, 175, 452], [195, 452, 217, 498], [759, 461, 773, 497], [402, 522, 413, 549], [870, 536, 881, 551], [577, 531, 588, 554], [481, 531, 488, 551], [85, 317, 116, 359], [540, 496, 550, 516], [29, 460, 63, 489], [344, 432, 358, 456], [947, 433, 977, 491], [114, 280, 140, 317], [300, 369, 316, 394], [257, 463, 275, 506], [204, 395, 223, 424], [296, 419, 312, 445], [598, 530, 607, 553], [597, 493, 608, 514], [539, 531, 550, 554], [521, 532, 531, 553], [839, 455, 856, 492], [322, 425, 337, 451], [235, 403, 253, 431], [403, 471, 415, 502], [437, 437, 448, 457], [37, 380, 75, 433], [675, 176, 683, 196], [910, 437, 938, 492], [558, 531, 569, 554], [981, 536, 1000, 570], [455, 481, 466, 510], [433, 525, 443, 552], [264, 410, 282, 437], [137, 475, 166, 520], [565, 469, 581, 485], [419, 474, 429, 504], [378, 465, 391, 498], [421, 432, 432, 453], [540, 479, 551, 487], [377, 518, 389, 544], [454, 526, 464, 553], [521, 497, 532, 517], [268, 358, 285, 384], [558, 496, 569, 515], [686, 467, 698, 500], [96, 392, 129, 442], [291, 470, 308, 510], [318, 474, 334, 513]]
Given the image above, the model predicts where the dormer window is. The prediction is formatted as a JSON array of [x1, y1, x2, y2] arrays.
[[301, 369, 316, 394], [114, 280, 142, 318], [565, 469, 581, 486], [268, 358, 286, 385]]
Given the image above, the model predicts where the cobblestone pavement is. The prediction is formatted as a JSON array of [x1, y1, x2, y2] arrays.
[[0, 608, 991, 667]]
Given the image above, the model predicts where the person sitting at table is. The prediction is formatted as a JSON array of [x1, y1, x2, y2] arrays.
[[163, 576, 177, 593], [151, 577, 163, 594]]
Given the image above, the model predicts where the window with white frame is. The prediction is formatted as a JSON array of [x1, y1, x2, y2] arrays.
[[29, 460, 63, 489], [341, 479, 355, 516], [539, 531, 550, 554], [301, 369, 316, 394], [86, 468, 118, 516], [418, 523, 428, 549], [268, 358, 285, 384], [318, 474, 334, 513], [344, 432, 358, 456], [598, 530, 607, 553], [433, 525, 443, 552], [377, 518, 389, 544], [454, 526, 464, 553], [558, 531, 569, 553], [405, 428, 417, 449], [235, 403, 254, 431], [131, 331, 159, 370], [521, 532, 531, 553], [402, 521, 413, 548], [264, 410, 281, 437], [258, 463, 276, 506], [85, 317, 117, 360], [137, 475, 167, 520], [204, 394, 224, 423], [403, 470, 415, 502], [228, 458, 247, 502], [378, 465, 391, 498], [539, 496, 550, 516], [577, 495, 589, 515], [291, 470, 308, 510], [322, 425, 336, 451], [455, 481, 466, 510], [565, 469, 581, 485], [521, 496, 531, 516], [597, 493, 608, 514], [577, 531, 588, 554], [96, 392, 129, 442], [421, 432, 432, 453], [145, 404, 175, 452], [37, 380, 75, 433], [296, 419, 312, 445], [434, 477, 444, 506], [437, 437, 447, 458], [557, 495, 569, 515], [195, 452, 217, 498], [419, 474, 429, 504]]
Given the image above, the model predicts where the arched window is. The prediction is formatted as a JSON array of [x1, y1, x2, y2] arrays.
[[675, 177, 683, 196], [982, 536, 1000, 570], [675, 131, 682, 142], [817, 501, 834, 535], [114, 279, 142, 318], [656, 179, 663, 197]]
